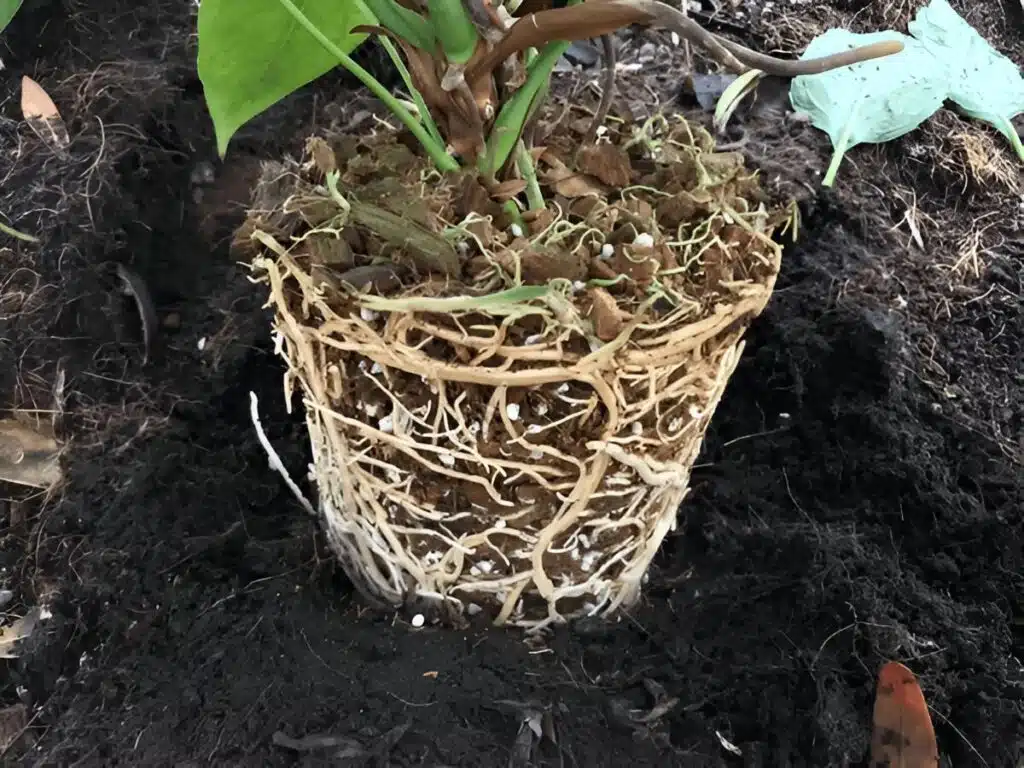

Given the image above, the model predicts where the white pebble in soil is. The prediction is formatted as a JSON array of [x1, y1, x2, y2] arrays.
[[510, 223, 524, 238], [506, 403, 521, 421], [411, 614, 425, 628], [633, 232, 654, 248], [600, 243, 614, 260], [424, 551, 443, 566]]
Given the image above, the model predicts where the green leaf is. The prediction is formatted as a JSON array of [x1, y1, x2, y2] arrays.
[[907, 0, 1024, 160], [0, 0, 23, 33], [789, 29, 947, 185], [197, 0, 372, 156]]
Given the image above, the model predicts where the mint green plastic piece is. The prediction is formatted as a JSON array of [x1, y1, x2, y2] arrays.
[[908, 0, 1024, 160], [789, 30, 947, 184]]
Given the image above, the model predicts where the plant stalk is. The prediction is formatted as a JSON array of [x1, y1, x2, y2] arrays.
[[276, 0, 459, 172]]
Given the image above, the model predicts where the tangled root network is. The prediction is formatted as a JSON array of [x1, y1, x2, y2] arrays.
[[245, 114, 787, 630]]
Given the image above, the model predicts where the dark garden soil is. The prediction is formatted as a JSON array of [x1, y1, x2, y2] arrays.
[[0, 0, 1021, 765]]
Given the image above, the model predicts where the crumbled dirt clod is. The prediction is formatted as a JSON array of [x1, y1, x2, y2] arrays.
[[588, 287, 628, 341], [577, 142, 633, 187]]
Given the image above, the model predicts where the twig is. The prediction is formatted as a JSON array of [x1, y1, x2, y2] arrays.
[[583, 35, 617, 144], [115, 263, 158, 365]]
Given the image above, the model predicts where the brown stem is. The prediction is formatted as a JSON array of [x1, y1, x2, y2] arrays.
[[465, 0, 904, 87], [583, 34, 617, 144]]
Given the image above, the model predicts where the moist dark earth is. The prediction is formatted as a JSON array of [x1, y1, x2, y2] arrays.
[[1, 0, 1022, 765]]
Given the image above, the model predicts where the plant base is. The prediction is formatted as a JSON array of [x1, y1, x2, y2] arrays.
[[242, 112, 787, 630]]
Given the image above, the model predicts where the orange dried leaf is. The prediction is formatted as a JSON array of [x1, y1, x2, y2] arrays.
[[870, 661, 939, 768], [20, 76, 70, 153], [489, 179, 529, 200], [553, 174, 606, 198]]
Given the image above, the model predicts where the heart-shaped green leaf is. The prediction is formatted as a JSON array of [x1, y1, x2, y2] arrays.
[[908, 0, 1024, 160], [197, 0, 372, 157], [789, 29, 947, 185], [0, 0, 23, 33]]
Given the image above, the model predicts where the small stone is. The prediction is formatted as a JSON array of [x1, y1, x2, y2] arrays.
[[411, 614, 425, 628]]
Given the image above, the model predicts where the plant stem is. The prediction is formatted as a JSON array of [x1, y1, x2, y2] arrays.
[[376, 35, 445, 147], [481, 40, 569, 176], [0, 220, 38, 242], [823, 90, 863, 187], [427, 0, 480, 64], [515, 141, 544, 210], [502, 200, 526, 233], [275, 0, 458, 172], [1002, 115, 1024, 162]]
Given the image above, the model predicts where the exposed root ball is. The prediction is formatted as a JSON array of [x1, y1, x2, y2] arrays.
[[243, 114, 788, 630]]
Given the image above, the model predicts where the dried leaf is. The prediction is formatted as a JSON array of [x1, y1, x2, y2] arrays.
[[0, 418, 62, 489], [304, 136, 337, 175], [870, 661, 939, 768], [0, 607, 42, 659], [20, 76, 70, 153], [553, 175, 605, 198], [489, 179, 529, 200]]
